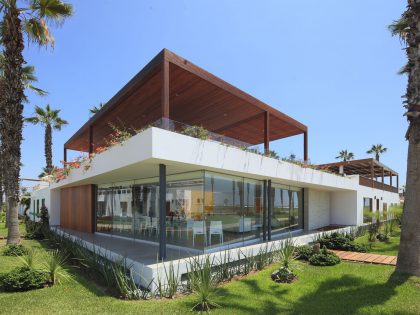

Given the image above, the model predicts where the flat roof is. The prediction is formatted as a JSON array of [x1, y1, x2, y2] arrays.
[[65, 49, 307, 152], [317, 158, 398, 177]]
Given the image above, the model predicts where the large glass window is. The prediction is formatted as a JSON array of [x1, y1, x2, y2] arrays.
[[204, 172, 244, 249], [132, 179, 159, 243], [165, 172, 204, 249], [363, 197, 372, 223], [243, 178, 264, 242], [97, 184, 113, 233], [95, 171, 303, 252], [270, 184, 303, 235], [112, 181, 133, 237]]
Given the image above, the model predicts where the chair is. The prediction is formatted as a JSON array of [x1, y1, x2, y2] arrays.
[[186, 219, 194, 240], [209, 221, 223, 246], [192, 221, 206, 247], [239, 217, 252, 233]]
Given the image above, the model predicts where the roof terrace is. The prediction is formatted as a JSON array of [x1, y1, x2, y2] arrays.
[[64, 49, 308, 161]]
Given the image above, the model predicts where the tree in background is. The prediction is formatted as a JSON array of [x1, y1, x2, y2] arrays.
[[367, 144, 388, 161], [389, 0, 420, 276], [0, 0, 73, 244], [335, 150, 355, 162], [89, 102, 105, 116], [25, 105, 68, 174]]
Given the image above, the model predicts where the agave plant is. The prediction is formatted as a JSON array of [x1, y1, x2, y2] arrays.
[[17, 247, 37, 269], [187, 255, 221, 312], [42, 250, 74, 285]]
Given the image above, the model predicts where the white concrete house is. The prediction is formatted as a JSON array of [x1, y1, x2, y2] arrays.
[[29, 49, 400, 286]]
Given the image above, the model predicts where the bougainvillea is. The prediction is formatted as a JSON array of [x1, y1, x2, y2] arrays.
[[52, 124, 138, 182]]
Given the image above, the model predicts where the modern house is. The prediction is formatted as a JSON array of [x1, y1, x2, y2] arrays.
[[30, 49, 400, 282]]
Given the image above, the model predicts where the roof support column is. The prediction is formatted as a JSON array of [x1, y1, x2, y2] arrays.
[[382, 167, 385, 190], [88, 125, 94, 154], [161, 58, 170, 129], [390, 174, 393, 187], [63, 147, 67, 163], [371, 161, 374, 188], [159, 163, 167, 260], [264, 112, 270, 155], [304, 131, 308, 163], [396, 175, 399, 191]]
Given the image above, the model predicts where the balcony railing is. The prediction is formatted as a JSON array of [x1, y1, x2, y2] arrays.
[[359, 176, 398, 193], [151, 117, 257, 151]]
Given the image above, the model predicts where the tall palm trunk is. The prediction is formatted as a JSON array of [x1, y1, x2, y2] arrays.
[[0, 7, 25, 244], [398, 121, 420, 275], [375, 153, 379, 161], [396, 0, 420, 276], [45, 124, 53, 174]]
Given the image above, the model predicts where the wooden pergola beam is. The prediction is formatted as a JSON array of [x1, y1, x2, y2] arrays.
[[264, 111, 270, 154]]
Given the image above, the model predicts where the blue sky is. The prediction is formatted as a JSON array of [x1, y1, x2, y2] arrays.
[[21, 0, 407, 187]]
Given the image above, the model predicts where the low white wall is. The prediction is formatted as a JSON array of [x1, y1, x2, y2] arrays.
[[54, 225, 354, 291], [307, 188, 330, 230]]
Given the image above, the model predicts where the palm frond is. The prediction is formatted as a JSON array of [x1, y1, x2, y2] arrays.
[[30, 0, 73, 25], [397, 63, 410, 75], [23, 17, 55, 46], [26, 84, 48, 95], [388, 13, 410, 44]]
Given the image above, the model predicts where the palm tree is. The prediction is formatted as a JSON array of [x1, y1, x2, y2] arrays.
[[89, 102, 105, 116], [0, 53, 47, 227], [0, 53, 48, 98], [335, 150, 355, 162], [367, 144, 388, 161], [25, 105, 68, 174], [0, 0, 73, 245], [389, 1, 420, 276]]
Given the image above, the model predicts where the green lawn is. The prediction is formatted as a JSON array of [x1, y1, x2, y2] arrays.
[[355, 225, 401, 256], [0, 223, 26, 239], [0, 237, 419, 315]]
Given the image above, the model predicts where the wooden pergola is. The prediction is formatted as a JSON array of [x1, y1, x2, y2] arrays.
[[317, 158, 399, 190], [64, 49, 308, 161]]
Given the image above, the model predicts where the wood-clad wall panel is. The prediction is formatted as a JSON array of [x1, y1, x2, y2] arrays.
[[60, 184, 94, 233]]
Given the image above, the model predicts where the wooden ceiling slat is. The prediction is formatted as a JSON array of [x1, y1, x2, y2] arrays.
[[65, 49, 307, 152]]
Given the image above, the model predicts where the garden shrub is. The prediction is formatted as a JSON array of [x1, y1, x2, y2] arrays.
[[0, 266, 47, 292], [271, 267, 296, 283], [376, 233, 389, 242], [309, 247, 341, 266], [3, 244, 28, 256], [296, 245, 313, 261], [317, 232, 369, 252]]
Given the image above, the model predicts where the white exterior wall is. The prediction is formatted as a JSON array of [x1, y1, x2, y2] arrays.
[[48, 127, 400, 231], [307, 189, 331, 230], [29, 186, 51, 222], [356, 184, 400, 225], [330, 190, 358, 226]]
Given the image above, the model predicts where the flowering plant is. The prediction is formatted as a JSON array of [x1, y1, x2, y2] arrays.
[[52, 124, 140, 182]]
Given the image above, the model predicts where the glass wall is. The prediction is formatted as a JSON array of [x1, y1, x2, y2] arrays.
[[270, 183, 303, 235], [95, 170, 303, 252], [363, 197, 372, 223], [204, 172, 244, 249], [165, 172, 204, 249]]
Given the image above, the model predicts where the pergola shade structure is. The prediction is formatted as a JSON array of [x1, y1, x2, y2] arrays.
[[64, 49, 308, 160], [317, 158, 399, 193]]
